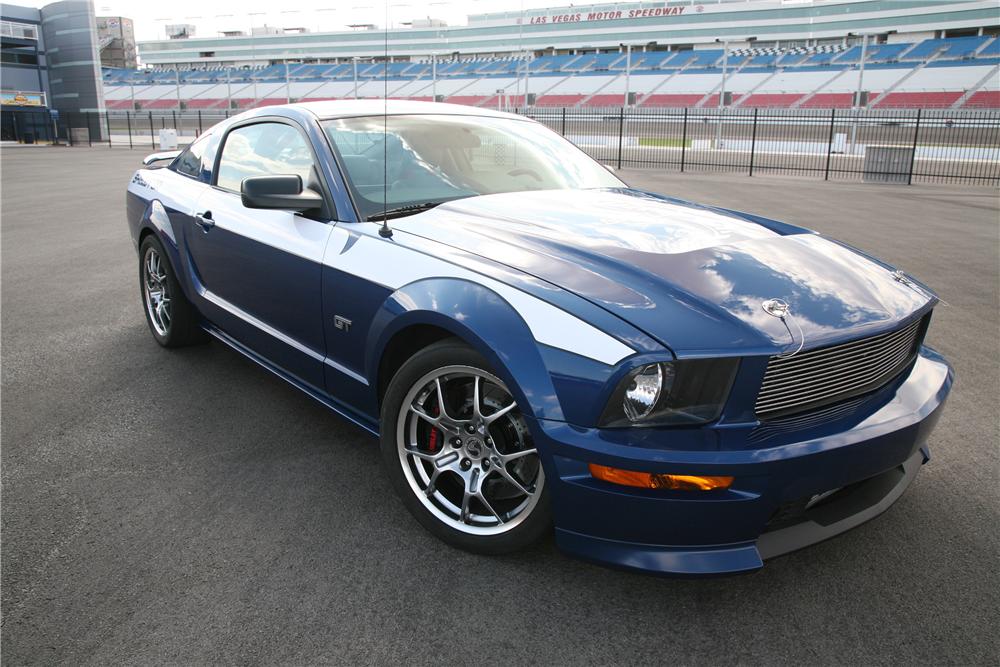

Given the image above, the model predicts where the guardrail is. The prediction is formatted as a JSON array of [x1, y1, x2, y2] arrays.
[[12, 106, 1000, 186]]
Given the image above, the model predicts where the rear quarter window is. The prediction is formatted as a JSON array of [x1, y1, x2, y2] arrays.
[[170, 131, 221, 182], [171, 134, 208, 179]]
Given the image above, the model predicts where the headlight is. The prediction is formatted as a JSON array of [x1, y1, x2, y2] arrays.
[[599, 358, 739, 428], [623, 364, 666, 421]]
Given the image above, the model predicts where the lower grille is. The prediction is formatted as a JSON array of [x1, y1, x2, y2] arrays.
[[755, 315, 927, 420]]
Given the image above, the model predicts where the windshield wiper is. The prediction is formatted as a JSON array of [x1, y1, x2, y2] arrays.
[[367, 201, 444, 222]]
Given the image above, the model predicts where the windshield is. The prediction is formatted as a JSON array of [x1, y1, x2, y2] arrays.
[[322, 114, 623, 221]]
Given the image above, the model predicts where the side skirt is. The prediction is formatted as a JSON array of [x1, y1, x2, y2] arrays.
[[203, 324, 380, 438]]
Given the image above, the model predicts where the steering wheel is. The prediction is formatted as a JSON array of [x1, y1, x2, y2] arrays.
[[507, 168, 543, 182]]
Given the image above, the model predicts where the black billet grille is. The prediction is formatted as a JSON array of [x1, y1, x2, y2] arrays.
[[755, 315, 927, 420]]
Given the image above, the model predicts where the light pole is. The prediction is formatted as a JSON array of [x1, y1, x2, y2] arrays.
[[285, 58, 291, 103], [248, 12, 265, 105], [353, 57, 359, 99], [855, 33, 869, 109], [523, 49, 532, 107], [623, 43, 632, 107], [848, 32, 872, 155], [175, 64, 181, 110], [715, 39, 729, 149], [431, 53, 437, 101], [718, 39, 729, 109]]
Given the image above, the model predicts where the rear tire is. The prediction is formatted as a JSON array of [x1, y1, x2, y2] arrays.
[[139, 234, 204, 347], [380, 339, 551, 555]]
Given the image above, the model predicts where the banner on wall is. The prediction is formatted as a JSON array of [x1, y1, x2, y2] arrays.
[[1, 90, 46, 106]]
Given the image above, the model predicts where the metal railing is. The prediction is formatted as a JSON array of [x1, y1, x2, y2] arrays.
[[520, 106, 1000, 186], [0, 19, 39, 41], [17, 106, 1000, 186]]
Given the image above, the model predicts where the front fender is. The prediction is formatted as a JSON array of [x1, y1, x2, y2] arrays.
[[367, 277, 565, 422]]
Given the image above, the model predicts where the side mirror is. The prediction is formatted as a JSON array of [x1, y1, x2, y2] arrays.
[[143, 150, 181, 166], [241, 175, 324, 212]]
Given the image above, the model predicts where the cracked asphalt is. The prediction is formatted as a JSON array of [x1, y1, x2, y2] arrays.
[[2, 146, 998, 665]]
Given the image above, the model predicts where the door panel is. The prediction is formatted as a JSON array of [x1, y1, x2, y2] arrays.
[[181, 120, 333, 391], [186, 187, 332, 390]]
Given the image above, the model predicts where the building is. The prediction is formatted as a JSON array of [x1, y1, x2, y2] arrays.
[[135, 0, 999, 68], [2, 0, 105, 142], [103, 0, 999, 113], [97, 16, 136, 69], [2, 3, 48, 141]]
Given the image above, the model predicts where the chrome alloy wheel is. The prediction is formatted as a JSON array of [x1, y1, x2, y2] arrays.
[[397, 366, 544, 536], [142, 246, 171, 336]]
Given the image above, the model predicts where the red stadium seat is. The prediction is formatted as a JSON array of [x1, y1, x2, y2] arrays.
[[535, 94, 585, 107], [962, 90, 1000, 108], [184, 98, 226, 109], [139, 99, 179, 110], [251, 98, 287, 108], [637, 94, 704, 107], [444, 95, 492, 107], [800, 93, 855, 108], [874, 92, 963, 108], [698, 93, 743, 108], [582, 94, 626, 107], [737, 93, 804, 108]]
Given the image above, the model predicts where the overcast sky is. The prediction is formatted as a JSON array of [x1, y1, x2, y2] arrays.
[[17, 1, 572, 40]]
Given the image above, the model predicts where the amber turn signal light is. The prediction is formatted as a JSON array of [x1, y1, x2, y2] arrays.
[[589, 463, 733, 491]]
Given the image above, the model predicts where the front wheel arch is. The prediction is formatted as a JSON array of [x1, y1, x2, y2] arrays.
[[366, 278, 566, 423], [376, 324, 458, 408]]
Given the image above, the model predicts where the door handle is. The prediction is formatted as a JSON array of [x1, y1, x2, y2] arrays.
[[194, 210, 214, 231]]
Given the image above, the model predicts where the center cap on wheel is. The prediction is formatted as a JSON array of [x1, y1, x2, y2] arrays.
[[465, 437, 485, 459]]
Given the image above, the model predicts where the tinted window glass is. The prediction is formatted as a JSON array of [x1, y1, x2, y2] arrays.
[[216, 122, 314, 192], [323, 114, 622, 221], [199, 130, 222, 181], [172, 133, 208, 178]]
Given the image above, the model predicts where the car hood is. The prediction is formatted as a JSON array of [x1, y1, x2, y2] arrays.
[[398, 189, 934, 356]]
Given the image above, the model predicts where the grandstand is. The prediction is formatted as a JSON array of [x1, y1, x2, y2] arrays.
[[103, 0, 1000, 112]]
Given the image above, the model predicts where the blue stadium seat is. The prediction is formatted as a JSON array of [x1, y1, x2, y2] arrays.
[[903, 36, 989, 61], [589, 53, 624, 71], [749, 54, 780, 67], [973, 37, 999, 57], [687, 49, 723, 67]]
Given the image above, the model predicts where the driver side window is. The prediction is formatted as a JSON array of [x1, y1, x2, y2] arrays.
[[216, 122, 314, 193]]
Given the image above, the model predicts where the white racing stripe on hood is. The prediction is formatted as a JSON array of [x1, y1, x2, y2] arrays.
[[325, 227, 635, 366]]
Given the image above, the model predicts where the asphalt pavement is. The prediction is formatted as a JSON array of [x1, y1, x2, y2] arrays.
[[2, 145, 998, 665]]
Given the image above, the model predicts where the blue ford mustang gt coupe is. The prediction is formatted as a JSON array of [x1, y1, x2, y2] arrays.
[[126, 101, 952, 576]]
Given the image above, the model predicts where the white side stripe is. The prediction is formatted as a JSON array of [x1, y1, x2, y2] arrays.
[[201, 287, 368, 384], [325, 227, 635, 366]]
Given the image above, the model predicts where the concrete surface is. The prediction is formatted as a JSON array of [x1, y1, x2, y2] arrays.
[[2, 147, 998, 665]]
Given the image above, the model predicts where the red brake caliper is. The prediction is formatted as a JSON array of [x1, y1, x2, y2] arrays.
[[427, 404, 439, 452]]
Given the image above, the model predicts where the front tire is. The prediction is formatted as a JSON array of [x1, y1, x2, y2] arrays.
[[139, 235, 204, 347], [380, 340, 551, 554]]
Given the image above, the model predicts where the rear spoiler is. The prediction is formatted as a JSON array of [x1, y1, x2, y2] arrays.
[[142, 150, 181, 166]]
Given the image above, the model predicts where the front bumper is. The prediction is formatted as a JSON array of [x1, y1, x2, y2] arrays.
[[532, 346, 953, 576]]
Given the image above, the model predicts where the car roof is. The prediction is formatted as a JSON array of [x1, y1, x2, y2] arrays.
[[290, 99, 529, 122]]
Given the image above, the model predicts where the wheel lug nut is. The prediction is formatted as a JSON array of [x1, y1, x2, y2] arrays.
[[465, 424, 476, 434], [460, 458, 472, 471], [451, 437, 462, 447], [482, 459, 491, 470]]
